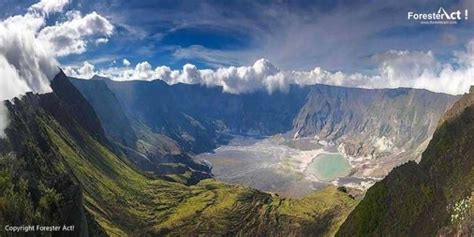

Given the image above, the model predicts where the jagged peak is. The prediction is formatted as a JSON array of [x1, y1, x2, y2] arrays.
[[47, 71, 109, 144]]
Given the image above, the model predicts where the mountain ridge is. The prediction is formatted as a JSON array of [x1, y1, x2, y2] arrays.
[[0, 71, 358, 236], [70, 76, 459, 179]]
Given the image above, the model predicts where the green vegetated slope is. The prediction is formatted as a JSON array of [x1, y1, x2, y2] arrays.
[[0, 72, 357, 236], [337, 88, 474, 236], [68, 75, 212, 185]]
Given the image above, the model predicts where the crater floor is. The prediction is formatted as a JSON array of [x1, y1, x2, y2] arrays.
[[195, 135, 377, 198]]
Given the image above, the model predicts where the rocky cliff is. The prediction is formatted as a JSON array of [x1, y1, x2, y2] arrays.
[[70, 77, 458, 178], [337, 87, 474, 236]]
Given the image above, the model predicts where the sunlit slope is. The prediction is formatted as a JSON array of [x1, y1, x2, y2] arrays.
[[1, 72, 357, 236], [43, 90, 357, 236]]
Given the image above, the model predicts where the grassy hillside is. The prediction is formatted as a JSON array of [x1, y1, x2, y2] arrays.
[[38, 119, 358, 236], [0, 72, 357, 236]]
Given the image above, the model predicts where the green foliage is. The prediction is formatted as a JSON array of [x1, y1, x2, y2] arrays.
[[44, 118, 357, 236], [0, 154, 65, 235], [0, 170, 35, 228], [0, 78, 359, 236]]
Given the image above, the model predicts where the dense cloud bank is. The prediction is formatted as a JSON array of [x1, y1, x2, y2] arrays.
[[67, 39, 474, 95], [0, 0, 113, 136]]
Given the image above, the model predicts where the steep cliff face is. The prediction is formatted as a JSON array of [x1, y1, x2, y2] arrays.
[[0, 72, 358, 236], [70, 77, 458, 178], [293, 86, 458, 177], [69, 78, 211, 181], [95, 79, 309, 151], [337, 89, 474, 237], [67, 77, 137, 148], [293, 86, 456, 158]]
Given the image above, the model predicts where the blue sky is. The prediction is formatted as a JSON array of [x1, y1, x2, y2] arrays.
[[2, 0, 472, 72], [0, 0, 473, 104]]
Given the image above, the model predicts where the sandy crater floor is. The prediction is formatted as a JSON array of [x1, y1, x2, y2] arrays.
[[195, 135, 378, 198]]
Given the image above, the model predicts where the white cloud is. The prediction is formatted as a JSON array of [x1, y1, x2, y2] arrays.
[[134, 61, 155, 80], [65, 39, 474, 96], [29, 0, 70, 15], [0, 14, 58, 101], [173, 45, 251, 67], [369, 45, 474, 95], [78, 61, 96, 78], [122, 58, 131, 67], [38, 11, 114, 56], [95, 37, 109, 45], [373, 50, 440, 87], [64, 61, 96, 79], [0, 0, 113, 136], [0, 56, 35, 100], [0, 103, 8, 138]]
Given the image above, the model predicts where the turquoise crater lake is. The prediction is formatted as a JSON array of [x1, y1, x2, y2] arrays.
[[305, 153, 352, 181]]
